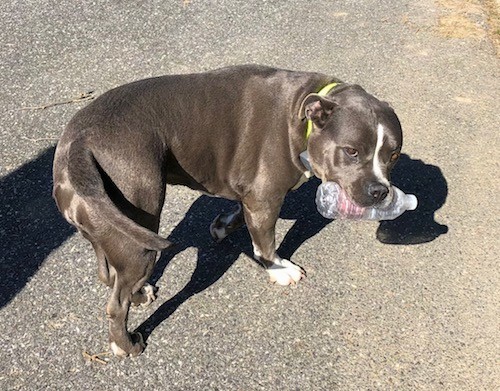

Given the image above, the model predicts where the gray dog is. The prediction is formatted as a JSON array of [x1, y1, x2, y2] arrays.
[[53, 65, 402, 357]]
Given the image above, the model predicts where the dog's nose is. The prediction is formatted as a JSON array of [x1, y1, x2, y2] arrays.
[[368, 182, 389, 202]]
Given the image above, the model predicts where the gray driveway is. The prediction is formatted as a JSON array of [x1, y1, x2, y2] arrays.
[[1, 0, 498, 389]]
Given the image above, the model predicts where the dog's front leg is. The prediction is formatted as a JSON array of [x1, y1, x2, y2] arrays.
[[242, 197, 305, 285]]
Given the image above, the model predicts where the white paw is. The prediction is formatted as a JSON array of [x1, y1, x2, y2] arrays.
[[210, 205, 243, 242], [267, 258, 305, 286], [209, 222, 227, 242], [110, 332, 145, 358], [110, 341, 128, 358], [140, 283, 157, 307]]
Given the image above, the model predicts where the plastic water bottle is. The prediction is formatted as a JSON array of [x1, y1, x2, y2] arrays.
[[316, 182, 418, 221]]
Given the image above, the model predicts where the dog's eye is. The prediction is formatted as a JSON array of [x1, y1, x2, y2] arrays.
[[390, 152, 400, 162], [344, 147, 358, 157]]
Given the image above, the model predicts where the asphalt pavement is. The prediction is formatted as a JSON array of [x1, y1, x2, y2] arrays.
[[1, 0, 498, 390]]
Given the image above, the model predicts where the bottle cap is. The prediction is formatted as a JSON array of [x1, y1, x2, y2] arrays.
[[407, 194, 418, 211]]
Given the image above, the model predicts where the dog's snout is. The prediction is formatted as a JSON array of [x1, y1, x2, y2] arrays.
[[367, 182, 389, 203]]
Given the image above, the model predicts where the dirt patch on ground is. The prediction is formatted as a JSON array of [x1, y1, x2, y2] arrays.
[[437, 0, 485, 38], [483, 0, 500, 54], [438, 0, 484, 13], [437, 0, 500, 55], [438, 13, 485, 37]]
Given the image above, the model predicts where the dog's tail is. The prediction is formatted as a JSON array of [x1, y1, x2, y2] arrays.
[[66, 137, 172, 251]]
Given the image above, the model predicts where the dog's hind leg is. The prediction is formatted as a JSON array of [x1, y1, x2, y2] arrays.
[[81, 230, 115, 288], [99, 175, 165, 308], [94, 243, 114, 287], [104, 242, 157, 357], [86, 226, 158, 306]]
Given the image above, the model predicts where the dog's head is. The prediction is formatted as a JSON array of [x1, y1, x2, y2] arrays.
[[300, 84, 403, 208]]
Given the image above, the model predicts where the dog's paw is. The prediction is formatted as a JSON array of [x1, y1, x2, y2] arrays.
[[110, 332, 146, 358], [131, 283, 158, 308], [210, 205, 244, 242], [267, 258, 305, 286], [210, 214, 228, 242], [140, 284, 157, 307]]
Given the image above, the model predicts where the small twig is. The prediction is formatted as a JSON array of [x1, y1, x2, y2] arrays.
[[18, 91, 95, 111], [82, 350, 112, 365], [20, 136, 59, 142]]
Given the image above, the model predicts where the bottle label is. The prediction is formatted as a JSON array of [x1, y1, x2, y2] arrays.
[[316, 182, 365, 219]]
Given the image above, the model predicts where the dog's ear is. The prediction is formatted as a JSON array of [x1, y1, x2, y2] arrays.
[[298, 94, 337, 128]]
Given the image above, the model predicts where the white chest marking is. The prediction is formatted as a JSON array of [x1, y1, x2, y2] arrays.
[[373, 123, 389, 186]]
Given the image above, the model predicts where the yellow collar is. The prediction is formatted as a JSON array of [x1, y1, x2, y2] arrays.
[[305, 82, 339, 140]]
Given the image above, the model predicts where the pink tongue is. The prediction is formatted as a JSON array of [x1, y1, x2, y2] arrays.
[[337, 187, 366, 218]]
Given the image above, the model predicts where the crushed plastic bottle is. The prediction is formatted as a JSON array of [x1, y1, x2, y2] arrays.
[[316, 181, 418, 221]]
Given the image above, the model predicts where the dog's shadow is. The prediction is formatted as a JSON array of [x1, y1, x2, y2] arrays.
[[0, 146, 76, 308], [137, 153, 448, 340], [376, 154, 449, 244]]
